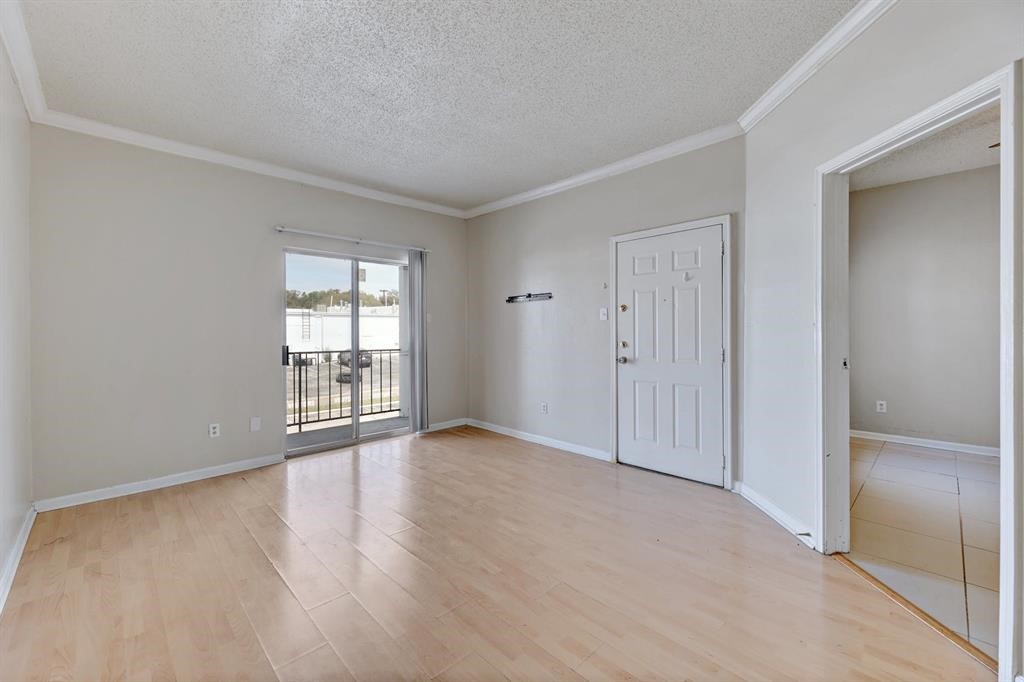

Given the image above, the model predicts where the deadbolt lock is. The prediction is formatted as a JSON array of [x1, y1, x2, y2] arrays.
[[620, 340, 628, 348], [619, 303, 628, 312]]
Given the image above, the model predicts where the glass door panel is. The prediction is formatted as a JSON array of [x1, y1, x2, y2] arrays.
[[284, 252, 356, 454], [356, 261, 409, 437]]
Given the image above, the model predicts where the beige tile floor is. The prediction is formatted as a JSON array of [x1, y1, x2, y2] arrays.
[[850, 436, 1000, 658]]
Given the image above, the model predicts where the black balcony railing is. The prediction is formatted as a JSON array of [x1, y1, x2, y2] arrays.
[[286, 349, 401, 430]]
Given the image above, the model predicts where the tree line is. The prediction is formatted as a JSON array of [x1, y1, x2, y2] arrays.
[[286, 288, 399, 309]]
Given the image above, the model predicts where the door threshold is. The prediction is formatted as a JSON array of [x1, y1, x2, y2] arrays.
[[285, 438, 356, 458], [285, 427, 411, 458], [833, 554, 996, 672]]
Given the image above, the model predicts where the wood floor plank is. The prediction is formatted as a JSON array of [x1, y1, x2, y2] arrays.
[[275, 644, 356, 682], [433, 652, 509, 682], [309, 594, 430, 682], [0, 426, 996, 681], [238, 504, 348, 609]]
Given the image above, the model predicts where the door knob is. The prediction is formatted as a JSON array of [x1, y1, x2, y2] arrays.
[[616, 356, 628, 364]]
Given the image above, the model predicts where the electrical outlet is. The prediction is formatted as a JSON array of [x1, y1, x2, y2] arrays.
[[875, 400, 887, 414], [209, 423, 221, 438], [540, 402, 549, 415], [250, 416, 262, 432]]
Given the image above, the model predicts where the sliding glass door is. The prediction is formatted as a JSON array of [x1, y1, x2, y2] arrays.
[[284, 251, 410, 455], [355, 260, 408, 438]]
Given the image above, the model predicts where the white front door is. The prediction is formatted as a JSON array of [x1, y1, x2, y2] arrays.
[[615, 224, 725, 485]]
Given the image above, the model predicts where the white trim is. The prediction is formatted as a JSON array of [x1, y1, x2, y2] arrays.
[[0, 506, 36, 617], [816, 63, 1022, 682], [998, 60, 1022, 682], [0, 0, 44, 116], [37, 110, 466, 218], [464, 124, 743, 218], [32, 453, 285, 512], [1, 0, 897, 220], [733, 482, 815, 549], [609, 215, 734, 489], [427, 418, 469, 432], [738, 0, 898, 131], [0, 3, 465, 219], [466, 419, 612, 462], [850, 430, 1000, 458]]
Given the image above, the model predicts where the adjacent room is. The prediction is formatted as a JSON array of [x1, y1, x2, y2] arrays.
[[0, 2, 1022, 681], [845, 104, 1001, 656]]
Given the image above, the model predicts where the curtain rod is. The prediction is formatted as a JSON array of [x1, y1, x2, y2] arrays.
[[274, 225, 429, 252]]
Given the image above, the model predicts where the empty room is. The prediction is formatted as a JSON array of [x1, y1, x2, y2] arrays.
[[0, 2, 1022, 682]]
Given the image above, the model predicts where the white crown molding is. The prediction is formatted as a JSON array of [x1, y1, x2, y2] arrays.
[[738, 0, 898, 132], [35, 109, 466, 217], [0, 2, 466, 219], [3, 0, 893, 220], [463, 122, 744, 218], [0, 0, 44, 117]]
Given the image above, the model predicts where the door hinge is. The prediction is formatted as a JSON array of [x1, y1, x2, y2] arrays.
[[721, 241, 726, 256], [721, 347, 726, 364]]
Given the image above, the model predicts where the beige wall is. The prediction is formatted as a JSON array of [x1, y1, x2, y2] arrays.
[[850, 167, 1000, 447], [742, 0, 1022, 529], [0, 44, 32, 585], [465, 137, 745, 463], [30, 126, 467, 500]]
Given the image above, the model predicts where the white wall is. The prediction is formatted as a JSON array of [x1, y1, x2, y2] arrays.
[[465, 136, 745, 463], [30, 126, 467, 500], [743, 1, 1022, 531], [850, 166, 1000, 447], [0, 42, 33, 596]]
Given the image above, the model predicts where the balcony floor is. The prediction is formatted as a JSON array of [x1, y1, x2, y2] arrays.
[[286, 414, 409, 454]]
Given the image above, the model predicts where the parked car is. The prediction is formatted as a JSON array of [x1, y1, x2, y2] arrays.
[[338, 350, 372, 368], [336, 368, 352, 384]]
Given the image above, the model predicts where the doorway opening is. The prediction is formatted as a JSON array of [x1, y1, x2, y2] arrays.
[[816, 63, 1021, 677], [284, 251, 410, 455], [845, 103, 1001, 659]]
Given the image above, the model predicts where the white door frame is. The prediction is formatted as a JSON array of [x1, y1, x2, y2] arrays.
[[608, 214, 733, 488], [815, 63, 1022, 681]]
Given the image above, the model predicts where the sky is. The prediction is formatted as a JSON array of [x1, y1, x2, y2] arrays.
[[286, 253, 400, 298]]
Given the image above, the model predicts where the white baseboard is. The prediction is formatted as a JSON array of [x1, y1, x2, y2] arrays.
[[33, 452, 285, 513], [733, 482, 815, 549], [426, 418, 469, 432], [465, 419, 612, 462], [0, 505, 36, 616], [850, 429, 998, 458]]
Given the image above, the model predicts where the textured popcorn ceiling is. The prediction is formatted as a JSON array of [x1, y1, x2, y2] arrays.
[[24, 0, 855, 209], [851, 105, 1001, 191]]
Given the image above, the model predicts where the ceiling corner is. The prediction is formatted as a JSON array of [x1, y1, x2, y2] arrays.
[[738, 0, 899, 132], [0, 0, 47, 119]]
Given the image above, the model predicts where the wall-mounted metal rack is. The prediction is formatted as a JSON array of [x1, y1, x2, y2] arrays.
[[505, 292, 553, 303]]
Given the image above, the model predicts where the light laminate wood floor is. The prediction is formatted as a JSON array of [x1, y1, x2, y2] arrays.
[[0, 427, 994, 681]]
